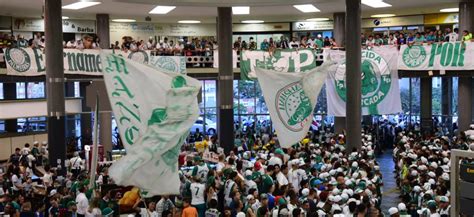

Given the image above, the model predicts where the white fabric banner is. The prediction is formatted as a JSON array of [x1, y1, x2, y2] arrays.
[[255, 60, 336, 147], [398, 42, 474, 71], [212, 49, 238, 69], [2, 48, 186, 76], [102, 52, 200, 196], [326, 46, 402, 116]]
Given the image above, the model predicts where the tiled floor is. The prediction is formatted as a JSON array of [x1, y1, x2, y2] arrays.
[[377, 150, 401, 214]]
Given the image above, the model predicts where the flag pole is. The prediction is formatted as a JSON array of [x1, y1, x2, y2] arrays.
[[89, 94, 100, 192]]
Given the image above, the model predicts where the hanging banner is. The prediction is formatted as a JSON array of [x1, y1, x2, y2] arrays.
[[102, 53, 200, 196], [212, 49, 238, 69], [326, 46, 402, 116], [398, 42, 474, 71], [13, 18, 96, 33], [2, 48, 186, 76], [240, 49, 318, 80], [256, 60, 336, 147]]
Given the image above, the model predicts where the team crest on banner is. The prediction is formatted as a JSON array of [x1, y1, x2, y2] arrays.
[[327, 46, 402, 116], [276, 82, 313, 132]]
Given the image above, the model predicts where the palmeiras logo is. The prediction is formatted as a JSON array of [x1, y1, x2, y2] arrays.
[[275, 82, 312, 132], [402, 45, 427, 68], [128, 50, 149, 64], [5, 48, 31, 72], [154, 56, 179, 73], [334, 50, 391, 114]]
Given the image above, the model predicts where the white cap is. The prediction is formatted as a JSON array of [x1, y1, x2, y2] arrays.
[[49, 189, 57, 197], [352, 162, 358, 167], [34, 141, 39, 145], [441, 173, 450, 181], [388, 207, 399, 215], [302, 188, 309, 196], [398, 203, 407, 211], [42, 141, 48, 145], [413, 186, 421, 192], [246, 195, 254, 201], [430, 162, 438, 169], [428, 172, 436, 178], [333, 195, 342, 203]]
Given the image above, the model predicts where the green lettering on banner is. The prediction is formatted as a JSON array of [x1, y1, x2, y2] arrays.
[[452, 43, 460, 67], [458, 42, 465, 67], [440, 43, 454, 67], [115, 101, 141, 123], [96, 55, 102, 72], [67, 52, 77, 71], [33, 48, 45, 72], [105, 55, 128, 74], [84, 54, 96, 72], [112, 76, 134, 98], [76, 53, 85, 71], [428, 43, 442, 67]]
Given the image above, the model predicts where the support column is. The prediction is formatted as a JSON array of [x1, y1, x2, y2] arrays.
[[96, 14, 113, 155], [217, 7, 234, 154], [45, 0, 66, 174], [441, 77, 453, 135], [333, 12, 346, 134], [3, 83, 17, 133], [458, 0, 474, 132], [65, 82, 76, 138], [333, 12, 345, 47], [420, 77, 432, 136], [345, 0, 362, 152]]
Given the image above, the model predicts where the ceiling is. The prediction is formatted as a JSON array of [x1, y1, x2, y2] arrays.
[[0, 0, 461, 23]]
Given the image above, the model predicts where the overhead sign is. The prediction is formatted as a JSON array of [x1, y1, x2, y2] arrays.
[[12, 18, 96, 33], [292, 21, 334, 31], [362, 15, 423, 28], [232, 23, 290, 32], [424, 13, 459, 25], [3, 48, 186, 76], [398, 42, 474, 71], [109, 22, 216, 42]]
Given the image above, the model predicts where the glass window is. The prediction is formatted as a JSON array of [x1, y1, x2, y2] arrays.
[[399, 78, 410, 114], [255, 82, 268, 114], [0, 83, 3, 99], [17, 117, 47, 133], [411, 78, 421, 115], [16, 82, 26, 99], [204, 80, 216, 108], [237, 80, 255, 114], [432, 77, 442, 115], [74, 82, 80, 97], [452, 77, 458, 117], [27, 82, 45, 98]]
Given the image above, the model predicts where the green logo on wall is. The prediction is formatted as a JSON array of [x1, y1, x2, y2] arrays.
[[128, 50, 149, 64], [156, 56, 179, 73], [275, 82, 312, 132], [335, 50, 392, 114], [402, 45, 427, 68], [5, 48, 31, 72]]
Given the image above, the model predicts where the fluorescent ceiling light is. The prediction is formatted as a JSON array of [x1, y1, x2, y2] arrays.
[[242, 20, 264, 24], [371, 14, 396, 18], [112, 19, 136, 22], [440, 8, 459, 12], [178, 20, 201, 24], [293, 4, 320, 13], [149, 6, 176, 14], [232, 6, 250, 15], [62, 1, 101, 10], [362, 0, 392, 8], [306, 18, 329, 21], [62, 16, 69, 19]]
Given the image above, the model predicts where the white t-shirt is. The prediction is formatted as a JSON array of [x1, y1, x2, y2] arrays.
[[11, 174, 22, 191], [216, 162, 225, 172], [76, 193, 89, 215], [245, 180, 258, 194], [85, 208, 101, 217], [21, 147, 31, 155], [42, 173, 53, 187], [289, 168, 306, 190], [190, 182, 206, 205], [140, 208, 159, 217], [140, 208, 158, 217], [276, 172, 289, 186], [448, 33, 459, 42], [69, 157, 82, 169]]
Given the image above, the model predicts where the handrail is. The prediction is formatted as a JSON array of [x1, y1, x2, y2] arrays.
[[450, 149, 474, 216]]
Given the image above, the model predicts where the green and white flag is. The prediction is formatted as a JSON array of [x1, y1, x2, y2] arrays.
[[326, 46, 401, 116], [101, 52, 200, 196], [255, 60, 337, 147], [398, 42, 474, 71]]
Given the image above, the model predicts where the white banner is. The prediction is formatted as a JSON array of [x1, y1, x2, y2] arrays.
[[213, 49, 238, 69], [326, 46, 402, 116], [102, 53, 200, 196], [3, 48, 186, 76], [256, 60, 336, 147], [398, 42, 474, 71]]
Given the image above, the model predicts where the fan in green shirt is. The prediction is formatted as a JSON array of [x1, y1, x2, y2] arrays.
[[259, 165, 275, 194]]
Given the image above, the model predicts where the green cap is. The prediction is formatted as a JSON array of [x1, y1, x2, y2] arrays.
[[67, 201, 77, 207], [102, 207, 114, 216], [278, 198, 287, 205], [275, 148, 284, 155]]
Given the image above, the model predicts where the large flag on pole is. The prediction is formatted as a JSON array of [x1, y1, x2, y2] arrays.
[[89, 95, 99, 191], [101, 52, 200, 196], [255, 59, 337, 147]]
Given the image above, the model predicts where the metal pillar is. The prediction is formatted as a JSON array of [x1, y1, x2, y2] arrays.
[[333, 12, 345, 47], [345, 0, 362, 152], [334, 117, 345, 134], [420, 77, 432, 136], [458, 0, 474, 132], [441, 77, 453, 135], [96, 14, 113, 155], [45, 0, 66, 174], [217, 7, 234, 154], [3, 82, 17, 132]]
